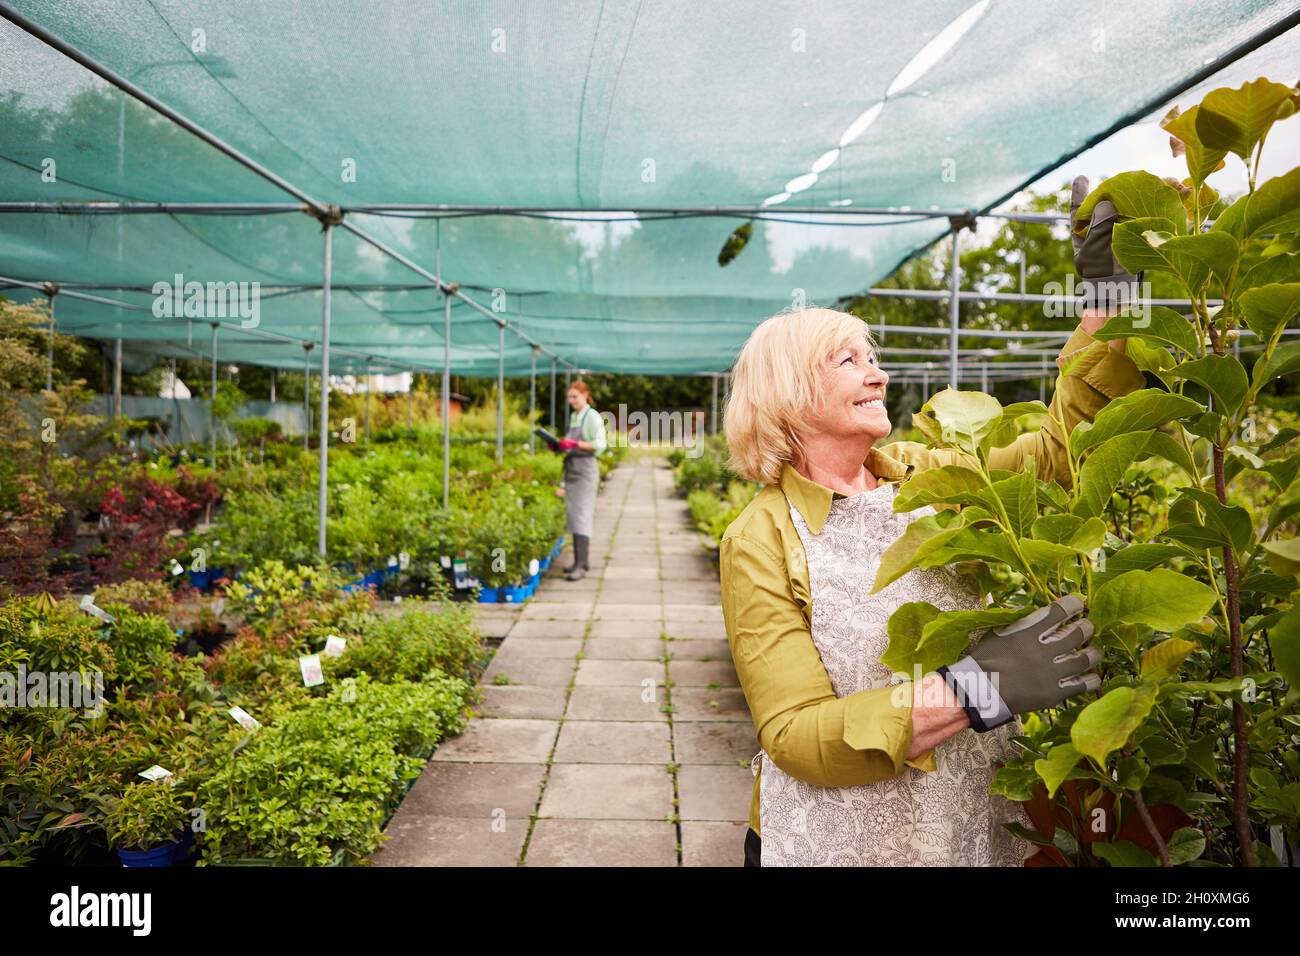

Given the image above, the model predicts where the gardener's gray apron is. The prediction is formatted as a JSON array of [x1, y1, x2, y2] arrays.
[[563, 406, 599, 537]]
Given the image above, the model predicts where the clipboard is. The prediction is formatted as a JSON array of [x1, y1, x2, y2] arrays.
[[534, 427, 561, 450]]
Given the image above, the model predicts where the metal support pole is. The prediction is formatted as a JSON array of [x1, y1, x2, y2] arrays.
[[722, 370, 730, 415], [529, 347, 538, 455], [711, 374, 719, 436], [1040, 358, 1047, 404], [981, 363, 989, 394], [171, 357, 180, 442], [550, 357, 557, 430], [564, 369, 571, 431], [317, 225, 333, 558], [270, 367, 276, 402], [364, 363, 371, 444], [496, 323, 505, 465], [110, 337, 122, 428], [921, 368, 929, 401], [441, 292, 451, 511], [948, 229, 960, 390], [45, 289, 56, 391], [407, 374, 414, 431], [303, 345, 311, 449], [209, 324, 218, 466]]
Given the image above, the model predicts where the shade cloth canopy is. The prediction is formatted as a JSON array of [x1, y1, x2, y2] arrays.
[[1, 0, 1297, 374]]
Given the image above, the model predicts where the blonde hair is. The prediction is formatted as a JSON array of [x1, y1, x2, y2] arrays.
[[724, 307, 877, 484]]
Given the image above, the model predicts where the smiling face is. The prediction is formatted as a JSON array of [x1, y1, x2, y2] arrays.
[[567, 387, 586, 410], [805, 331, 891, 443]]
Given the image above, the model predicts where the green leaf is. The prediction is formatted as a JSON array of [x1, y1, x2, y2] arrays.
[[1195, 79, 1298, 162], [1115, 755, 1150, 790], [1142, 430, 1197, 476], [1073, 171, 1186, 235], [1034, 742, 1082, 798], [1093, 306, 1199, 357], [990, 461, 1037, 537], [1162, 105, 1229, 188], [1031, 514, 1106, 554], [1238, 253, 1300, 296], [1169, 355, 1248, 418], [892, 465, 988, 513], [1072, 432, 1151, 519], [1185, 735, 1220, 783], [1172, 488, 1255, 557], [1094, 544, 1184, 586], [985, 401, 1048, 451], [915, 608, 1029, 672], [872, 511, 964, 593], [1140, 637, 1197, 682], [1154, 231, 1240, 290], [1211, 166, 1300, 241], [1092, 842, 1154, 868], [1253, 342, 1300, 394], [1069, 389, 1203, 458], [1071, 682, 1158, 765], [923, 389, 1005, 457], [1167, 827, 1207, 866], [1112, 217, 1201, 284], [880, 602, 941, 674], [1264, 537, 1300, 577], [1091, 569, 1218, 636], [1239, 283, 1300, 346]]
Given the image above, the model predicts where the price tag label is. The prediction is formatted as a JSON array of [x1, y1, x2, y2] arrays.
[[323, 635, 347, 658], [299, 654, 325, 687], [139, 765, 173, 782], [228, 706, 261, 730]]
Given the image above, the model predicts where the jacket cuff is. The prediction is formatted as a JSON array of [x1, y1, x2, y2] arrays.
[[1058, 326, 1147, 400], [841, 684, 915, 777]]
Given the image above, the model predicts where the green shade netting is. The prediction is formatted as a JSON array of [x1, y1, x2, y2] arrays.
[[1, 0, 1297, 374]]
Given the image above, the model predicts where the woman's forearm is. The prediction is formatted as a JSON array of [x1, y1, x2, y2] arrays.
[[907, 674, 971, 759], [1078, 306, 1127, 353]]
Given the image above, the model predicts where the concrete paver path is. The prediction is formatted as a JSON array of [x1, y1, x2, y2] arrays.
[[373, 456, 756, 867]]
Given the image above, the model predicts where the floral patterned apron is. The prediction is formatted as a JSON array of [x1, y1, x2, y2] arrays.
[[755, 481, 1032, 866]]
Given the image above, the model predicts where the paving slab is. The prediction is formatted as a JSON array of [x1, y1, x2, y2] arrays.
[[553, 720, 673, 764], [538, 763, 675, 820], [676, 764, 755, 822], [575, 659, 667, 687], [473, 685, 570, 719], [373, 816, 527, 867], [525, 820, 679, 867], [681, 821, 749, 868], [566, 685, 671, 722], [430, 718, 558, 763]]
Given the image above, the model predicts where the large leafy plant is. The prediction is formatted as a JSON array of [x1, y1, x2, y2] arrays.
[[880, 78, 1300, 867]]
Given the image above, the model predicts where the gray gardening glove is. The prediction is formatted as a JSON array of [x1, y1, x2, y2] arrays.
[[937, 593, 1102, 732], [1070, 175, 1140, 312]]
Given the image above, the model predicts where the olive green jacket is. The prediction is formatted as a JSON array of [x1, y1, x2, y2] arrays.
[[720, 327, 1147, 837]]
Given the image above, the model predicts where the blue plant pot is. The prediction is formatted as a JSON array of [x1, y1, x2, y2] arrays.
[[503, 585, 528, 603], [187, 569, 210, 590], [529, 572, 540, 590], [117, 840, 182, 867], [478, 587, 501, 603], [539, 555, 551, 572]]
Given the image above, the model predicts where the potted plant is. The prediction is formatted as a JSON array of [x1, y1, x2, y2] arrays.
[[104, 781, 190, 867]]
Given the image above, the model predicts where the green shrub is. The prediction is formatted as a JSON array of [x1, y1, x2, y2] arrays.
[[323, 601, 482, 684], [196, 673, 471, 865], [103, 780, 189, 852]]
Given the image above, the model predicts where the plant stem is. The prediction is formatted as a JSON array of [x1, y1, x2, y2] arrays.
[[1132, 786, 1171, 866], [1213, 441, 1256, 866]]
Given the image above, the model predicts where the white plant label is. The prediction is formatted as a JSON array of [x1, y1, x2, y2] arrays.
[[228, 706, 261, 731], [323, 635, 347, 658], [78, 595, 115, 624], [299, 654, 325, 687], [529, 558, 539, 576], [139, 765, 173, 782]]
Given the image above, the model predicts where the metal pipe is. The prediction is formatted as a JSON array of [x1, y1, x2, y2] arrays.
[[112, 336, 122, 425], [45, 289, 55, 390], [269, 367, 276, 402], [303, 344, 311, 449], [529, 347, 537, 455], [318, 226, 333, 558], [711, 374, 719, 436], [948, 229, 960, 390], [364, 363, 371, 444], [440, 240, 451, 512], [209, 325, 217, 466], [497, 323, 505, 465], [550, 357, 557, 429]]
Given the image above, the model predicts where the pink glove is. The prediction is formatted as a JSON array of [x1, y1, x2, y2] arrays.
[[558, 438, 579, 451]]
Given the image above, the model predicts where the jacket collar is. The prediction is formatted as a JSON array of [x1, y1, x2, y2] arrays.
[[779, 445, 914, 535]]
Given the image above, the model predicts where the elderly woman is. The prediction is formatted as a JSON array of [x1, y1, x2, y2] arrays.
[[720, 184, 1147, 866]]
